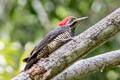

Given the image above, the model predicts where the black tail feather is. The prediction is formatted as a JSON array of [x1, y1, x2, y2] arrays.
[[24, 58, 38, 71], [23, 57, 29, 62]]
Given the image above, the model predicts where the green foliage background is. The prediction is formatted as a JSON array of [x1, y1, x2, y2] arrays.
[[0, 0, 120, 80]]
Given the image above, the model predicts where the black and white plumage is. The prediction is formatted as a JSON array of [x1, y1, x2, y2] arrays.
[[23, 16, 88, 70]]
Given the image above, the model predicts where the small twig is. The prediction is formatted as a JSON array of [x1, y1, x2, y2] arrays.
[[32, 0, 53, 32]]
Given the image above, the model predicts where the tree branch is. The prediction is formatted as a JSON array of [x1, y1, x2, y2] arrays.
[[32, 0, 53, 32], [52, 50, 120, 80], [12, 8, 120, 80]]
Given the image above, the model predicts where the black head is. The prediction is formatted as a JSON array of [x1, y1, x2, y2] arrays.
[[67, 16, 88, 28]]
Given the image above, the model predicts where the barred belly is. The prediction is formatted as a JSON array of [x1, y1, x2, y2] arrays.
[[37, 31, 72, 59], [47, 31, 72, 53]]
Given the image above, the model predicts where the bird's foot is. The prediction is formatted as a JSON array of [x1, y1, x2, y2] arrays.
[[65, 37, 76, 42]]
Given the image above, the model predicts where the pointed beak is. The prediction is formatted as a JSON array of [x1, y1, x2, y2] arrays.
[[75, 16, 88, 22], [69, 16, 88, 27]]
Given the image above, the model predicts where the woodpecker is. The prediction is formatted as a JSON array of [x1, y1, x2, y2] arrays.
[[23, 16, 88, 70]]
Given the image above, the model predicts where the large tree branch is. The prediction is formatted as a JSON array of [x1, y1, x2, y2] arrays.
[[12, 8, 120, 80], [52, 50, 120, 80]]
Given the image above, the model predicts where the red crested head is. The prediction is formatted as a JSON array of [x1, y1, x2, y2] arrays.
[[58, 16, 73, 27]]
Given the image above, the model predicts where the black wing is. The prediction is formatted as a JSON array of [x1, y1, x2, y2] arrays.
[[23, 25, 70, 63]]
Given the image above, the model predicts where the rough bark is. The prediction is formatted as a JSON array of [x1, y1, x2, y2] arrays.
[[52, 50, 120, 80], [12, 8, 120, 80]]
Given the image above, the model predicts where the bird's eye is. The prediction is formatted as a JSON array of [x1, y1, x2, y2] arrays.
[[67, 18, 76, 24]]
